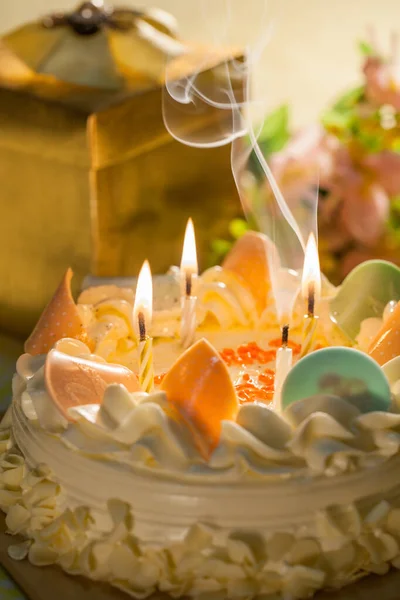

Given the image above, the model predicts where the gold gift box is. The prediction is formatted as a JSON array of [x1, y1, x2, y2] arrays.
[[0, 3, 242, 337]]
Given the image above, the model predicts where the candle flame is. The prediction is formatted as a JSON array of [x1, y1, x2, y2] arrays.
[[181, 218, 198, 275], [301, 233, 321, 301], [133, 260, 153, 335]]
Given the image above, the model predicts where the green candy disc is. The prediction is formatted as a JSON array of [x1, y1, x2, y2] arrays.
[[281, 347, 391, 412], [330, 260, 400, 341]]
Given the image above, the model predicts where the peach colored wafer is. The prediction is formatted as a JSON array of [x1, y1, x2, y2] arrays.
[[368, 301, 400, 365], [222, 231, 273, 315], [25, 269, 88, 355], [161, 338, 238, 451], [45, 349, 140, 419]]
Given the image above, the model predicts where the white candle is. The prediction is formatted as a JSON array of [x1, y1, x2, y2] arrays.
[[300, 233, 321, 358], [180, 218, 198, 349], [133, 260, 154, 392], [181, 296, 197, 349], [273, 325, 293, 409]]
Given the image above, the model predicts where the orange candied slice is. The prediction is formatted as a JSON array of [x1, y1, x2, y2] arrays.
[[369, 301, 400, 365], [25, 269, 88, 356], [222, 231, 273, 315], [45, 349, 140, 419], [161, 339, 239, 451]]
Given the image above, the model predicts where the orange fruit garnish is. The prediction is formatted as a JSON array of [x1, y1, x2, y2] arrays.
[[222, 231, 273, 315], [161, 339, 239, 453], [369, 301, 400, 365]]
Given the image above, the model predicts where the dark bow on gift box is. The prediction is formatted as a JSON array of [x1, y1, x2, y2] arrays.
[[42, 1, 178, 37]]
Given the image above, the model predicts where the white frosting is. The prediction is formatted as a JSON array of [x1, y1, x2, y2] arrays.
[[13, 334, 400, 486], [76, 267, 260, 370], [4, 422, 400, 599]]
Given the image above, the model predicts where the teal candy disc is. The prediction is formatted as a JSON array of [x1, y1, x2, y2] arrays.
[[281, 347, 391, 412]]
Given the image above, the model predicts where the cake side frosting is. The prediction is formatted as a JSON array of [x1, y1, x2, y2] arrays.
[[4, 416, 400, 599]]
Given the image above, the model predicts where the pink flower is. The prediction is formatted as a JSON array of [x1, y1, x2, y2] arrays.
[[269, 125, 338, 207], [364, 55, 400, 110], [340, 180, 389, 246], [321, 216, 353, 252], [364, 151, 400, 197]]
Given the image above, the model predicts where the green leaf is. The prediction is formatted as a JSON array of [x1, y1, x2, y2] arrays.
[[387, 196, 400, 245], [207, 238, 233, 268], [359, 40, 375, 56], [248, 148, 272, 181], [259, 130, 290, 155], [321, 109, 353, 132], [332, 86, 365, 112], [391, 195, 400, 212], [358, 131, 384, 153], [245, 104, 290, 177], [210, 239, 232, 256], [229, 218, 249, 240], [392, 138, 400, 153], [321, 87, 365, 138], [257, 104, 290, 145]]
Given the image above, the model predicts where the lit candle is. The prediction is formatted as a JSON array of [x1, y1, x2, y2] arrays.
[[273, 324, 293, 408], [133, 260, 154, 392], [180, 218, 198, 348], [299, 233, 321, 358]]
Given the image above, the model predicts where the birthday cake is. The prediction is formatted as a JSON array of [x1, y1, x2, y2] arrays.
[[2, 231, 400, 599]]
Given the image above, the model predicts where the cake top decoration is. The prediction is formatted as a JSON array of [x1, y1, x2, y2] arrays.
[[44, 345, 140, 419], [222, 230, 273, 316], [24, 268, 89, 355], [281, 346, 392, 412], [161, 338, 239, 453], [330, 260, 400, 341], [369, 300, 400, 365]]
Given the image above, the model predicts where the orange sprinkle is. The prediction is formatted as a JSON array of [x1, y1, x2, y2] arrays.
[[258, 350, 277, 362], [235, 381, 274, 404], [154, 373, 166, 385], [263, 368, 275, 376], [235, 367, 276, 405], [220, 341, 281, 404], [258, 372, 274, 385], [220, 342, 278, 368]]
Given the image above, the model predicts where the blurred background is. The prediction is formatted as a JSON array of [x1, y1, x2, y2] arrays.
[[1, 0, 400, 339], [2, 0, 400, 127]]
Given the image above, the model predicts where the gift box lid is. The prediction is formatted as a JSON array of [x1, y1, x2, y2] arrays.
[[0, 2, 242, 114], [0, 2, 187, 110], [1, 2, 184, 85]]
